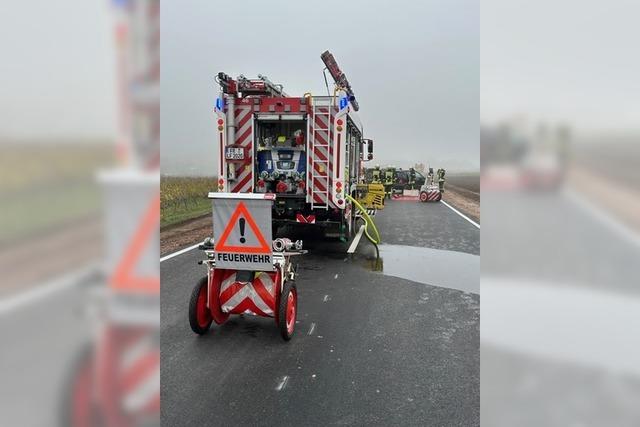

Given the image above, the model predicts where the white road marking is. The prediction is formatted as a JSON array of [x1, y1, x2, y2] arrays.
[[323, 295, 330, 302], [565, 188, 640, 248], [441, 200, 480, 229], [347, 225, 366, 254], [160, 242, 201, 262], [0, 264, 98, 316], [308, 322, 316, 335], [334, 274, 339, 279], [275, 376, 289, 391]]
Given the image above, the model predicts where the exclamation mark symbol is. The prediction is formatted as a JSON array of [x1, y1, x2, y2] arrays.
[[239, 218, 246, 243]]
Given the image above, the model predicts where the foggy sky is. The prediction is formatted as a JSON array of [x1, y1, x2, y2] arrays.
[[0, 0, 116, 141], [161, 0, 479, 175], [482, 0, 640, 131]]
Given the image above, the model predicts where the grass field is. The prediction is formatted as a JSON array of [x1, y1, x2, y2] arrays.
[[446, 172, 480, 202], [0, 142, 114, 244], [160, 176, 216, 228], [446, 172, 480, 193]]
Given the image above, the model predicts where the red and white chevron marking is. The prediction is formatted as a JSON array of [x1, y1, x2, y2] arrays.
[[296, 213, 316, 224], [230, 106, 253, 193], [219, 270, 278, 317], [427, 190, 441, 201], [116, 328, 160, 416]]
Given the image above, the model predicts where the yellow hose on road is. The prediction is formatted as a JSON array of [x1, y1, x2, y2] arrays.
[[346, 194, 381, 245]]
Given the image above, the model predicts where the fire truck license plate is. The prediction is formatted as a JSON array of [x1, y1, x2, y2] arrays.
[[225, 147, 244, 160]]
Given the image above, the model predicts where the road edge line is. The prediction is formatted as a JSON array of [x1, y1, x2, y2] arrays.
[[564, 188, 640, 248], [347, 224, 366, 254], [441, 200, 480, 229], [0, 264, 98, 316], [160, 242, 201, 262]]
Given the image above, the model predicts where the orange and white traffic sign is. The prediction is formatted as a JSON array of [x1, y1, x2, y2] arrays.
[[210, 193, 274, 271]]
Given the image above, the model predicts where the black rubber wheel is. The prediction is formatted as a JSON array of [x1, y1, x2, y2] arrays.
[[189, 277, 212, 335], [277, 281, 297, 341]]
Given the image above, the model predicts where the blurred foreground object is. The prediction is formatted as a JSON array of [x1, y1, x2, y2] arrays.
[[60, 1, 161, 426], [482, 1, 640, 425], [0, 1, 159, 426]]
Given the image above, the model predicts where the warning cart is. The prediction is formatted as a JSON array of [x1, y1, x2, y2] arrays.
[[419, 168, 445, 202], [189, 193, 305, 340], [419, 184, 442, 202]]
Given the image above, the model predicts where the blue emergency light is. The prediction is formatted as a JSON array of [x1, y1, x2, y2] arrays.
[[339, 96, 348, 110], [216, 97, 224, 111]]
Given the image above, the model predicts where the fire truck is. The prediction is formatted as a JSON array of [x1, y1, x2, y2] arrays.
[[213, 51, 374, 240]]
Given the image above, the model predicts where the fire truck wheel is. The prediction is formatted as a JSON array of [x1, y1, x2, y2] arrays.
[[189, 277, 212, 335], [278, 281, 297, 341], [419, 192, 428, 202]]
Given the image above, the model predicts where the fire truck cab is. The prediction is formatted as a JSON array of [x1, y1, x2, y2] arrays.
[[213, 52, 374, 240]]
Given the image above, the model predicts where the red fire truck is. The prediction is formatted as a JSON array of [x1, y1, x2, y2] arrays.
[[213, 51, 374, 240]]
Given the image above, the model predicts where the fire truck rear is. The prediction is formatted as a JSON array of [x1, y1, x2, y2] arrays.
[[213, 51, 374, 240]]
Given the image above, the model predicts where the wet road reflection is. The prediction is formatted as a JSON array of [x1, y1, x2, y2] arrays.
[[361, 244, 479, 294]]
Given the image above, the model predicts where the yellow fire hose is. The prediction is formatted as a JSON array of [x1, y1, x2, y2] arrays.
[[346, 194, 381, 246]]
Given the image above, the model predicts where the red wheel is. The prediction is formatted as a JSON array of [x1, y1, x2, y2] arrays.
[[189, 277, 212, 334], [278, 281, 297, 341], [419, 192, 428, 202], [61, 344, 97, 427], [61, 329, 159, 427], [209, 270, 231, 325]]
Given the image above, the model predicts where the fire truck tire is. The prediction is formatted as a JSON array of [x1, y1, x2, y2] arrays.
[[189, 277, 212, 335], [278, 281, 297, 341], [419, 192, 428, 202]]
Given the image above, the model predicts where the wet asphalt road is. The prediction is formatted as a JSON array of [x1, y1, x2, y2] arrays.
[[481, 189, 640, 426], [0, 272, 95, 427], [161, 199, 480, 426]]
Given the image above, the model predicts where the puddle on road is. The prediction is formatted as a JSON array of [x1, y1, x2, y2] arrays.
[[362, 244, 479, 294]]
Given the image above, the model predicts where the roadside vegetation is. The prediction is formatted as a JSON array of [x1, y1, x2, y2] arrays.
[[161, 176, 216, 228], [0, 142, 114, 244]]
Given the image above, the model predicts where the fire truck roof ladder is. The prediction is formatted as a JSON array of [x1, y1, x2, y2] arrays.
[[310, 98, 331, 210]]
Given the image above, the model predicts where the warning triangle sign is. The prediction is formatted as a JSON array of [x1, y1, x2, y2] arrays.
[[215, 201, 271, 254], [111, 193, 160, 293]]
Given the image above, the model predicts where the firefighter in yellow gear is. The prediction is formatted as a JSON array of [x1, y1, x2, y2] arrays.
[[408, 167, 416, 190], [437, 168, 446, 193], [372, 164, 381, 183], [383, 167, 395, 199]]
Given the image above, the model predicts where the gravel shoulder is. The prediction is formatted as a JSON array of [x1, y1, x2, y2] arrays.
[[160, 214, 212, 256]]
